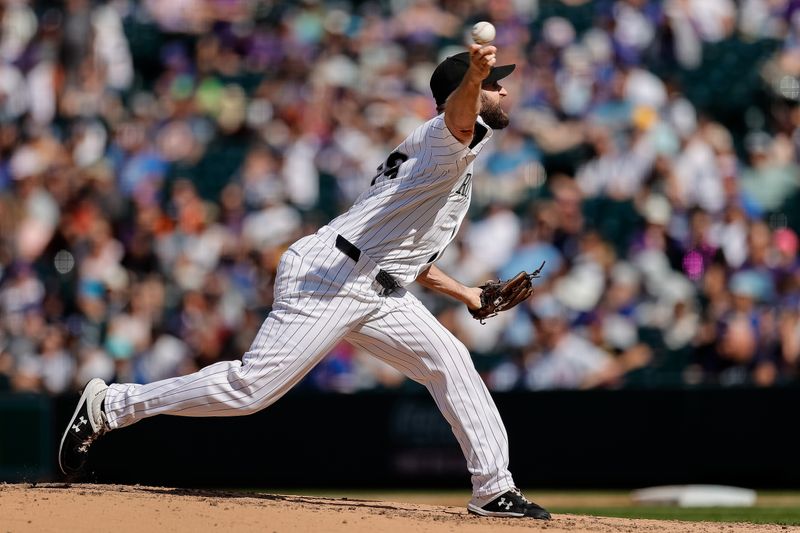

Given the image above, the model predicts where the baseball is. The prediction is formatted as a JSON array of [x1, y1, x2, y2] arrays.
[[471, 21, 496, 45]]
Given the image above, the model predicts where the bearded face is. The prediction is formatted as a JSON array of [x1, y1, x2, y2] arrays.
[[479, 92, 510, 129]]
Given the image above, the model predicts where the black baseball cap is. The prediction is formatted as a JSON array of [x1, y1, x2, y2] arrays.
[[430, 51, 516, 107]]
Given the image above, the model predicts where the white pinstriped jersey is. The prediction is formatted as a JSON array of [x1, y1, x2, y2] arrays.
[[99, 113, 517, 502], [328, 114, 493, 286]]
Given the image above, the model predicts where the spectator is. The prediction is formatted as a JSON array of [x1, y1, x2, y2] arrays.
[[1, 0, 800, 395], [522, 294, 617, 390]]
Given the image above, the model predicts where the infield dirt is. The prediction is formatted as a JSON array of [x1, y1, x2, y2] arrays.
[[2, 483, 798, 533]]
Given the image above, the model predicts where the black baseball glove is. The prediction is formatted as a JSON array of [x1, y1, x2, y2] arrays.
[[469, 262, 545, 324]]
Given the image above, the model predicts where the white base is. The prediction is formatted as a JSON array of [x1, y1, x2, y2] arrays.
[[631, 485, 757, 507]]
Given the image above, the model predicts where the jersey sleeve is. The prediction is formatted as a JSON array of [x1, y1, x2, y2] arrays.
[[425, 114, 472, 163]]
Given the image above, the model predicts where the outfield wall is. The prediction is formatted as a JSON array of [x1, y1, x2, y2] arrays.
[[2, 388, 797, 488]]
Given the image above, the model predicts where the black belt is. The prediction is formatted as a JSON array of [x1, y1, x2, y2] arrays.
[[335, 234, 400, 296]]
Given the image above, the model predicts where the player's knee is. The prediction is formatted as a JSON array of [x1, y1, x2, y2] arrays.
[[227, 365, 263, 403], [423, 368, 446, 385], [235, 402, 266, 416], [227, 364, 288, 414], [230, 388, 276, 416]]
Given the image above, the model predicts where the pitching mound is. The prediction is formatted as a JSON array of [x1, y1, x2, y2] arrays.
[[0, 483, 794, 532]]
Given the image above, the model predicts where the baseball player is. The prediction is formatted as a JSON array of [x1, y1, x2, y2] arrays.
[[59, 44, 551, 520]]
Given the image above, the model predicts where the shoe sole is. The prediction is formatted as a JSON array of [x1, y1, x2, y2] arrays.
[[467, 503, 525, 518], [58, 379, 103, 475]]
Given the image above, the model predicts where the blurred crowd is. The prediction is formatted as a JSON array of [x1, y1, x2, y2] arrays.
[[2, 0, 800, 395]]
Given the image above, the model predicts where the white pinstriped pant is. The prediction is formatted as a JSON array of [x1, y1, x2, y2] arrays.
[[104, 226, 516, 497]]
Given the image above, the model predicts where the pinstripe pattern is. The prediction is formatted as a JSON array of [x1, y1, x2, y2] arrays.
[[329, 114, 491, 285], [345, 289, 514, 498], [101, 114, 517, 500], [104, 234, 382, 427]]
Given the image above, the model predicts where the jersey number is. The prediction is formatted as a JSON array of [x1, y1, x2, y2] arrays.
[[370, 151, 408, 186]]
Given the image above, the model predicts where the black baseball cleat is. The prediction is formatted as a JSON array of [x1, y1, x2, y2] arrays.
[[467, 488, 551, 519], [58, 378, 109, 476]]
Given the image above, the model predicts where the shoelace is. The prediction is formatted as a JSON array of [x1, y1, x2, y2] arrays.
[[77, 425, 106, 453], [77, 396, 108, 453], [509, 488, 531, 505]]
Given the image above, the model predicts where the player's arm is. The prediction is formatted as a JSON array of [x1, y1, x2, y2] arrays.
[[443, 44, 496, 144], [416, 264, 482, 311]]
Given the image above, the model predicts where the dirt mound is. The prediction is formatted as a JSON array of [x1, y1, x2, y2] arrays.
[[0, 483, 795, 533]]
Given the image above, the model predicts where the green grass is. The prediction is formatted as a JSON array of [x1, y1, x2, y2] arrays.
[[550, 506, 800, 526]]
